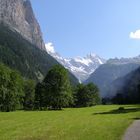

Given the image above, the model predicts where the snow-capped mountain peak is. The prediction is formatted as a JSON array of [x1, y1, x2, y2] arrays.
[[74, 57, 93, 66], [45, 43, 105, 82]]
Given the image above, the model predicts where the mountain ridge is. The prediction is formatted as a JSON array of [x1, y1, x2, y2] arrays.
[[85, 57, 140, 97], [45, 43, 106, 82], [111, 66, 140, 104]]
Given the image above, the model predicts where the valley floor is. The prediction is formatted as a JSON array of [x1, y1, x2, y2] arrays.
[[0, 105, 140, 140]]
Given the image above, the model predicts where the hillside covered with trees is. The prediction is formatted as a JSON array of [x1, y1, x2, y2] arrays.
[[0, 23, 78, 85]]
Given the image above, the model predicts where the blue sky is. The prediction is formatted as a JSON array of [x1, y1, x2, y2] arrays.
[[30, 0, 140, 59]]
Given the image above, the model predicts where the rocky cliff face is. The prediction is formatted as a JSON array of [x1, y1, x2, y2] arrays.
[[0, 0, 45, 49]]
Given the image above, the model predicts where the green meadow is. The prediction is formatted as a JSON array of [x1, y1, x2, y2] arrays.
[[0, 105, 140, 140]]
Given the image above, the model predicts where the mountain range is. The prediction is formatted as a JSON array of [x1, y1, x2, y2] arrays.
[[86, 56, 140, 97], [45, 43, 106, 82], [45, 42, 140, 98]]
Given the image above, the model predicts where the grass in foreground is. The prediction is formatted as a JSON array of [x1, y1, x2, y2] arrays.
[[0, 105, 140, 140]]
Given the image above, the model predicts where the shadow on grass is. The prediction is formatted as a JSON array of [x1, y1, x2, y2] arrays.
[[133, 117, 140, 120], [93, 107, 140, 115]]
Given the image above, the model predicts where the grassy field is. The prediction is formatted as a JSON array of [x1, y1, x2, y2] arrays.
[[0, 105, 140, 140]]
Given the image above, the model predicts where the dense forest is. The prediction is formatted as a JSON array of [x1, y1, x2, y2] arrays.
[[0, 63, 101, 112]]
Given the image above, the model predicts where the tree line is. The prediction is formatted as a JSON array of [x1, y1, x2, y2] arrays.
[[0, 64, 101, 112]]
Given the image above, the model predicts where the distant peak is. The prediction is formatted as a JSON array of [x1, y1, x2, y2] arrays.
[[86, 53, 98, 58], [89, 53, 97, 57]]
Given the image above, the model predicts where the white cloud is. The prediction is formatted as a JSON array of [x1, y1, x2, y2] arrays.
[[45, 42, 55, 53], [130, 30, 140, 39]]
